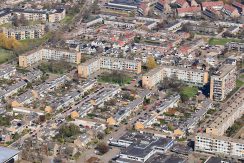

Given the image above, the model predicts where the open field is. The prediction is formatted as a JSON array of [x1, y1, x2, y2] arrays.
[[180, 86, 198, 98], [208, 38, 244, 45], [0, 48, 15, 64]]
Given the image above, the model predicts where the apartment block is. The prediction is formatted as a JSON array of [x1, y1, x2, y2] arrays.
[[210, 64, 236, 101], [78, 57, 141, 78], [48, 8, 66, 23], [195, 133, 244, 159], [19, 48, 81, 67], [142, 66, 209, 89], [13, 8, 47, 22], [2, 25, 45, 40], [206, 88, 244, 136]]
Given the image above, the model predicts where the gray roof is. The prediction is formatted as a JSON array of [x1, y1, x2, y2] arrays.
[[0, 147, 20, 163]]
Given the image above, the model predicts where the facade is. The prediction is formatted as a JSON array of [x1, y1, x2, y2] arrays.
[[2, 25, 45, 40], [142, 66, 208, 89], [206, 88, 244, 136], [78, 57, 141, 78], [13, 8, 47, 22], [210, 64, 236, 101], [195, 133, 244, 159], [19, 48, 81, 67], [48, 9, 66, 23]]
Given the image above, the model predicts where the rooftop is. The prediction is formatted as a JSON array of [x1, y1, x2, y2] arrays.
[[0, 147, 20, 163]]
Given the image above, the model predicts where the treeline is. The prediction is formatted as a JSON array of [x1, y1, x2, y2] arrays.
[[0, 33, 20, 50]]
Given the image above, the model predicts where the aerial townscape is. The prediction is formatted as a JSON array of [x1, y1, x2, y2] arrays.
[[0, 0, 243, 162]]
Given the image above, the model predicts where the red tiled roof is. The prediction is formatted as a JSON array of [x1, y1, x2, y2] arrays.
[[175, 0, 189, 6], [177, 6, 201, 13], [232, 1, 244, 10], [223, 4, 237, 13], [158, 0, 168, 5], [139, 2, 147, 11], [202, 1, 224, 7], [206, 6, 219, 15]]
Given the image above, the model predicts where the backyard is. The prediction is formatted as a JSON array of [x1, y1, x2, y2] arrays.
[[0, 48, 15, 64], [98, 71, 132, 86]]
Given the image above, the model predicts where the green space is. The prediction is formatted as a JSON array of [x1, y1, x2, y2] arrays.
[[38, 61, 72, 74], [236, 79, 244, 88], [98, 71, 132, 86], [55, 123, 81, 143], [0, 116, 11, 127], [180, 86, 198, 98], [208, 38, 244, 45], [18, 32, 53, 54], [226, 118, 243, 137], [0, 48, 15, 64], [239, 74, 244, 79]]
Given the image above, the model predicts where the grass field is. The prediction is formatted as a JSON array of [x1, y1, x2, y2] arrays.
[[180, 86, 198, 98], [236, 79, 244, 88], [208, 38, 244, 45], [0, 48, 15, 64], [98, 72, 132, 86]]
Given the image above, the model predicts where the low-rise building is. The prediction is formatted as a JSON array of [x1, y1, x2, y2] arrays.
[[201, 1, 224, 11], [177, 7, 201, 17], [195, 133, 244, 159], [2, 24, 45, 40], [109, 132, 174, 162], [0, 8, 12, 25], [225, 42, 244, 52], [0, 65, 16, 79], [78, 57, 141, 78], [19, 48, 81, 67], [222, 4, 240, 17], [0, 147, 20, 163], [210, 64, 236, 101], [48, 8, 66, 23]]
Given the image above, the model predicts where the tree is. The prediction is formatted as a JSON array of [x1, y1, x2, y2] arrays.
[[96, 142, 109, 154], [96, 131, 105, 140], [146, 56, 157, 69]]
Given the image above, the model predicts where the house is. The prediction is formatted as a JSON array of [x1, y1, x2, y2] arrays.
[[138, 2, 150, 16], [0, 65, 16, 79], [203, 7, 221, 19], [177, 7, 201, 17], [201, 1, 224, 11], [232, 1, 244, 15], [155, 0, 171, 13], [175, 0, 190, 8], [222, 4, 240, 17]]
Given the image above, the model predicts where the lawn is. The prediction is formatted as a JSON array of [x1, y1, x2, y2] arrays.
[[180, 86, 198, 98], [208, 38, 244, 45], [236, 79, 244, 88], [0, 48, 15, 64], [98, 71, 132, 86]]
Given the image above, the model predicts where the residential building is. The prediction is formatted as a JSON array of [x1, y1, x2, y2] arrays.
[[210, 64, 236, 101], [78, 57, 141, 78], [104, 0, 141, 12], [177, 7, 202, 17], [155, 0, 171, 13], [195, 133, 244, 159], [48, 8, 66, 23], [232, 1, 244, 15], [201, 1, 224, 10], [221, 4, 240, 17], [225, 42, 244, 52], [0, 80, 27, 99], [0, 65, 16, 79], [2, 25, 45, 40], [175, 0, 190, 8], [109, 132, 174, 162], [142, 66, 208, 89], [19, 48, 81, 67], [206, 88, 243, 136], [13, 8, 66, 22]]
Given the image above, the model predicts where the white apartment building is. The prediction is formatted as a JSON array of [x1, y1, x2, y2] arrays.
[[78, 57, 141, 78], [195, 133, 244, 159], [19, 48, 81, 67], [2, 25, 45, 40], [206, 88, 244, 136], [210, 64, 236, 101], [142, 66, 209, 89]]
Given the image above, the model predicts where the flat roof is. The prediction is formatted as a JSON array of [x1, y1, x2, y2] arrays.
[[0, 147, 20, 163]]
